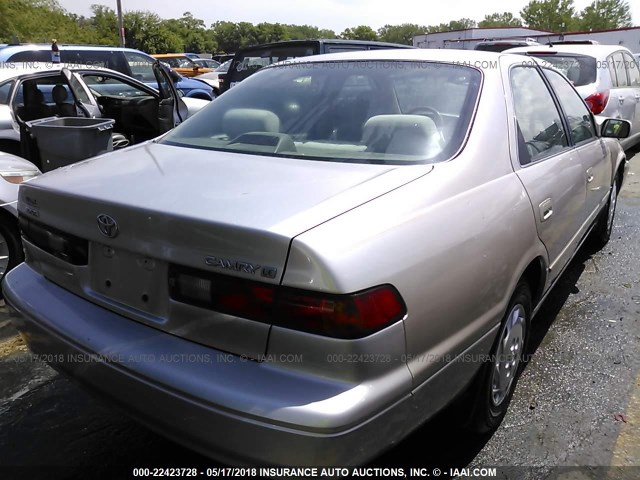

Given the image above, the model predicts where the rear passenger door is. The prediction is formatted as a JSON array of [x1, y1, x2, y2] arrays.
[[543, 68, 610, 222], [609, 52, 636, 132], [508, 65, 587, 284]]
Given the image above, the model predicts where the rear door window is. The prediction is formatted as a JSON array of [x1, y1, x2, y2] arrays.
[[623, 52, 640, 87], [510, 66, 569, 165], [544, 68, 596, 144]]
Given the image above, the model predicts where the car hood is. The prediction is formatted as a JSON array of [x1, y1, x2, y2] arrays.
[[175, 76, 214, 90], [20, 142, 433, 281], [197, 72, 222, 81]]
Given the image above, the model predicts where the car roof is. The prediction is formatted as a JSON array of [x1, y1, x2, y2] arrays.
[[264, 47, 515, 62], [0, 62, 124, 83], [153, 53, 190, 58], [235, 38, 414, 53], [0, 43, 145, 55], [505, 44, 634, 57]]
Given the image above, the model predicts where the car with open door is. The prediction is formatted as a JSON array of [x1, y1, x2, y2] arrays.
[[3, 49, 631, 466], [0, 62, 207, 166], [0, 44, 215, 101]]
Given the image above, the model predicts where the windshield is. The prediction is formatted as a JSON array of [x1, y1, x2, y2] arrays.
[[528, 54, 596, 86], [229, 45, 316, 83], [161, 60, 481, 165], [216, 60, 232, 72]]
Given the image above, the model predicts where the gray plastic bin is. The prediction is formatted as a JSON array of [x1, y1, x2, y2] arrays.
[[26, 117, 115, 172]]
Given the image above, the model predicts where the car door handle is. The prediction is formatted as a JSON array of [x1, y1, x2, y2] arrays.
[[586, 167, 594, 183], [618, 96, 624, 105], [539, 198, 553, 222], [636, 94, 640, 102]]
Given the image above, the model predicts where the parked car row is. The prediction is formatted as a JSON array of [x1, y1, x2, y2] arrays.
[[2, 47, 631, 467]]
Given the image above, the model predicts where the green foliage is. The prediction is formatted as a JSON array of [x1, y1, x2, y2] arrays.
[[377, 24, 428, 45], [340, 25, 378, 41], [0, 0, 636, 56], [578, 0, 632, 30], [520, 0, 577, 31], [428, 18, 478, 33], [479, 12, 522, 28]]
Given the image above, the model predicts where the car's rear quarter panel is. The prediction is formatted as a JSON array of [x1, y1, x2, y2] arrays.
[[282, 71, 548, 387]]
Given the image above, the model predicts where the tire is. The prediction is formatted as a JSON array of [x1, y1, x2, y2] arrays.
[[0, 218, 24, 296], [468, 281, 532, 433], [590, 180, 618, 249]]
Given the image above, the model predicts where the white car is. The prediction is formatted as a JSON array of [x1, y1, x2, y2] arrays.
[[0, 151, 39, 286], [0, 62, 209, 161], [507, 44, 640, 149], [195, 59, 232, 96]]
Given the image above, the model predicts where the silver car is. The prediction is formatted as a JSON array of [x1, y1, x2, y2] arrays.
[[507, 44, 640, 149], [3, 49, 630, 465], [0, 151, 39, 286]]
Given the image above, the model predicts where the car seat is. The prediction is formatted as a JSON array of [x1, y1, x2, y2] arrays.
[[52, 85, 77, 117]]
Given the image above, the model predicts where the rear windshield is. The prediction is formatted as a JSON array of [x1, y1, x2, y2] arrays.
[[161, 61, 482, 165], [228, 45, 316, 84], [476, 43, 530, 52], [528, 54, 597, 86]]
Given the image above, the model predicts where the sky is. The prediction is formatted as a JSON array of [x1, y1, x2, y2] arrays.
[[56, 0, 640, 33]]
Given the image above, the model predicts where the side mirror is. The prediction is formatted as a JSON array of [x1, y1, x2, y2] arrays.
[[601, 118, 631, 139]]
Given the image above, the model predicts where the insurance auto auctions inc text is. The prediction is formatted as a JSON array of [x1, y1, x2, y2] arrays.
[[255, 467, 497, 477]]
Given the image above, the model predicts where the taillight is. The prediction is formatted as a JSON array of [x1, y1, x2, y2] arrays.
[[169, 265, 406, 339], [19, 216, 88, 265], [584, 90, 609, 115]]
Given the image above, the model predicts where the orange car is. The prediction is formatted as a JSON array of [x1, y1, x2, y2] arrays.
[[152, 54, 213, 77]]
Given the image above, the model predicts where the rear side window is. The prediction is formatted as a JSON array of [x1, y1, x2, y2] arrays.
[[510, 66, 569, 165], [612, 52, 629, 87], [123, 51, 156, 82], [623, 52, 640, 87], [8, 50, 50, 62], [61, 50, 129, 73], [536, 55, 597, 86]]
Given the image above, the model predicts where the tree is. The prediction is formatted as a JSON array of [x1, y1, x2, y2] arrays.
[[89, 5, 119, 45], [378, 23, 428, 45], [164, 12, 214, 52], [578, 0, 632, 31], [521, 0, 577, 32], [124, 11, 182, 53], [479, 12, 522, 28], [340, 25, 378, 41]]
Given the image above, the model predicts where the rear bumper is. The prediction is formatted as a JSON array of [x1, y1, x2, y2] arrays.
[[3, 263, 434, 466]]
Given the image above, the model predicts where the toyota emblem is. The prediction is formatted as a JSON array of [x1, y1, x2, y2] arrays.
[[97, 214, 119, 238]]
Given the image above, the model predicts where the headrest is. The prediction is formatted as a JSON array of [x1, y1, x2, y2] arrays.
[[52, 84, 68, 104], [222, 108, 280, 139], [362, 114, 438, 156]]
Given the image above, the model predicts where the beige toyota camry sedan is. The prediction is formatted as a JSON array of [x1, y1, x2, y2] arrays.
[[3, 49, 630, 466]]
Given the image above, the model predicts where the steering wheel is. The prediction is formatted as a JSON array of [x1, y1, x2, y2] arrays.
[[406, 106, 444, 129]]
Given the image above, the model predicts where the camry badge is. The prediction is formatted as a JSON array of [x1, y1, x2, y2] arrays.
[[97, 214, 119, 238]]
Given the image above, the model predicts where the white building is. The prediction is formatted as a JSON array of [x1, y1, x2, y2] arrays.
[[413, 26, 640, 52]]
